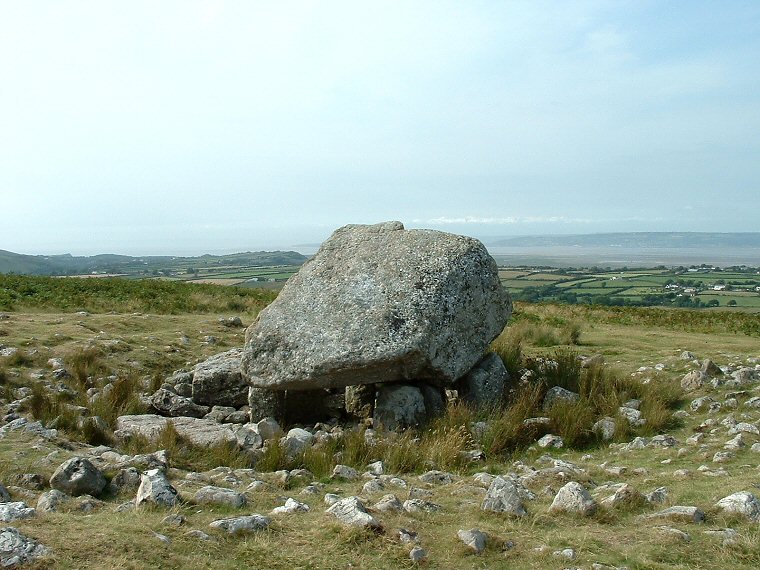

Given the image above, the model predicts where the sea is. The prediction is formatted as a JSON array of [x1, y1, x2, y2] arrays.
[[485, 246, 760, 268]]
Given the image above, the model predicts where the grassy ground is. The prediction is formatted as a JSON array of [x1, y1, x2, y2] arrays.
[[1, 297, 760, 568]]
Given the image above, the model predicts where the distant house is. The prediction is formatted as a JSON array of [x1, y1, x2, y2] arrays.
[[713, 285, 726, 291], [683, 287, 697, 295]]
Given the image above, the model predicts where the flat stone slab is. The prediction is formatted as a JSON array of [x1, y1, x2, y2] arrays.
[[115, 415, 237, 447]]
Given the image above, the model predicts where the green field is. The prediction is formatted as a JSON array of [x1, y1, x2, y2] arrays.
[[502, 265, 760, 311]]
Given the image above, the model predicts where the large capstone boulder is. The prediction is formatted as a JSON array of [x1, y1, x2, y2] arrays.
[[49, 457, 106, 497], [241, 222, 512, 391], [192, 349, 248, 408]]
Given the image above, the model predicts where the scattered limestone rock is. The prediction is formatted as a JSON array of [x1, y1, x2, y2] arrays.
[[481, 476, 527, 516], [209, 514, 271, 534], [549, 482, 597, 516], [271, 498, 310, 515], [49, 457, 106, 497], [715, 491, 760, 521], [194, 486, 246, 508], [592, 417, 617, 441], [373, 494, 403, 513], [553, 547, 577, 560], [601, 484, 646, 509], [362, 479, 385, 495], [149, 388, 209, 418], [647, 506, 704, 524], [0, 526, 50, 567], [323, 493, 341, 507], [701, 359, 723, 377], [409, 545, 427, 563], [0, 502, 36, 523], [457, 528, 487, 554], [0, 485, 10, 503], [654, 525, 691, 542], [542, 386, 579, 411], [619, 406, 646, 427], [403, 499, 442, 513], [537, 434, 564, 448], [135, 469, 179, 508], [280, 428, 314, 457], [252, 417, 282, 440], [418, 470, 454, 485], [681, 370, 708, 391], [326, 496, 380, 529], [36, 490, 67, 513], [331, 465, 359, 481], [646, 487, 669, 504]]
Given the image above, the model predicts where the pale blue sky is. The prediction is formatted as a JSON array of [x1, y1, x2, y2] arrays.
[[1, 1, 759, 254]]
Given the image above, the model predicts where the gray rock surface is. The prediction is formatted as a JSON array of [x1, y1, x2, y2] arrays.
[[373, 384, 427, 431], [373, 494, 403, 512], [549, 482, 597, 515], [280, 428, 314, 457], [542, 386, 580, 411], [150, 388, 210, 418], [456, 352, 508, 408], [326, 496, 380, 529], [135, 469, 179, 508], [193, 349, 248, 408], [0, 485, 9, 503], [115, 415, 238, 447], [247, 386, 285, 423], [647, 506, 704, 523], [0, 526, 50, 567], [331, 465, 359, 481], [108, 468, 142, 495], [271, 498, 310, 514], [0, 503, 36, 523], [481, 476, 527, 516], [681, 370, 708, 391], [209, 514, 271, 533], [715, 491, 760, 521], [36, 490, 67, 513], [241, 222, 511, 391], [49, 458, 106, 497], [593, 417, 617, 440], [194, 486, 247, 508], [457, 528, 487, 553]]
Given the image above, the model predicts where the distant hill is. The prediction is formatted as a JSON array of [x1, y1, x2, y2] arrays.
[[489, 232, 760, 249], [0, 249, 308, 276]]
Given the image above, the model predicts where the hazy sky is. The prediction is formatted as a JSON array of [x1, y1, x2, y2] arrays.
[[2, 1, 759, 255]]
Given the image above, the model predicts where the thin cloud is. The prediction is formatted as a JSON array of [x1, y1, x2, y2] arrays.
[[415, 216, 592, 225]]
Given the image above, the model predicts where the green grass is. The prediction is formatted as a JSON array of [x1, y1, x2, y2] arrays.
[[0, 274, 277, 314]]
